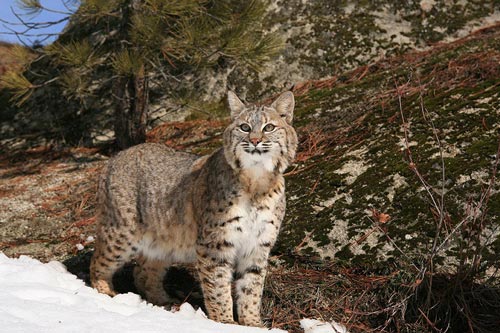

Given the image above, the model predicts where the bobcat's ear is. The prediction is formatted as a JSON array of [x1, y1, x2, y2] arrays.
[[271, 91, 294, 124], [227, 91, 245, 120]]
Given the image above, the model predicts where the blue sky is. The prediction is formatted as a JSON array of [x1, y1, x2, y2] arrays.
[[0, 0, 78, 45]]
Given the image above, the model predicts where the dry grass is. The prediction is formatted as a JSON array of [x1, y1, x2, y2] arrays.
[[263, 260, 418, 333], [0, 41, 34, 76], [146, 119, 227, 153]]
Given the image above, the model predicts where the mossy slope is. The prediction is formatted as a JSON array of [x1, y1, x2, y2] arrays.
[[277, 24, 500, 273]]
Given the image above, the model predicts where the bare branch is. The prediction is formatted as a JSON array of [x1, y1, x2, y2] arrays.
[[15, 0, 75, 16], [0, 3, 73, 45]]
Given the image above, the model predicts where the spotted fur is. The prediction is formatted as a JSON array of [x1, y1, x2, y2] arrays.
[[90, 91, 298, 326]]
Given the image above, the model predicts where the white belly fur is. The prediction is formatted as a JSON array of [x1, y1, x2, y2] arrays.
[[139, 232, 197, 264]]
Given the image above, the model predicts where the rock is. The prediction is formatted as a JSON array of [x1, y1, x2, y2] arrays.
[[229, 0, 500, 99], [276, 23, 500, 271]]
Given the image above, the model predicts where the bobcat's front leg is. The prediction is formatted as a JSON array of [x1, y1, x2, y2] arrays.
[[197, 248, 235, 324], [235, 252, 269, 327]]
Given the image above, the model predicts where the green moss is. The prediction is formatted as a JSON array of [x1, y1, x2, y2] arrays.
[[275, 25, 500, 271]]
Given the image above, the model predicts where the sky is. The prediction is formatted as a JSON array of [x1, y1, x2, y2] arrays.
[[0, 0, 78, 45], [0, 253, 348, 333]]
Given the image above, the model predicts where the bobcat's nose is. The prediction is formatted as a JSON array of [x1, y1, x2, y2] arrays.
[[249, 138, 261, 146]]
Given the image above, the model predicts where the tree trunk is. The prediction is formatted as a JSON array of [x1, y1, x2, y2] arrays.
[[112, 0, 148, 150], [113, 65, 148, 149]]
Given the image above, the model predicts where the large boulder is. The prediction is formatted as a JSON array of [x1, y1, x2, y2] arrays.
[[228, 0, 500, 99], [277, 23, 500, 273]]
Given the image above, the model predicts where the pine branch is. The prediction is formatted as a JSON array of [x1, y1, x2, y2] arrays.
[[111, 49, 145, 76], [0, 70, 59, 105], [0, 71, 34, 105]]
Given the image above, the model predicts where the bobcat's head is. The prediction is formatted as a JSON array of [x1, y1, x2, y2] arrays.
[[223, 91, 298, 176]]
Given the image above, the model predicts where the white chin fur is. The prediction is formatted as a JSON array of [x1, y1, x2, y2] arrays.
[[239, 148, 276, 174]]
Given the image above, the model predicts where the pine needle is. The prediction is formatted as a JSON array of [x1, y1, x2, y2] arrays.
[[0, 71, 34, 106], [15, 0, 43, 16], [49, 40, 99, 68], [111, 49, 144, 76]]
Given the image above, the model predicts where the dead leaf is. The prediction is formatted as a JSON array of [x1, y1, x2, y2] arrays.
[[371, 209, 391, 224], [378, 213, 391, 224]]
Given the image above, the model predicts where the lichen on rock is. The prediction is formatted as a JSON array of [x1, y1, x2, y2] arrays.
[[277, 24, 500, 274]]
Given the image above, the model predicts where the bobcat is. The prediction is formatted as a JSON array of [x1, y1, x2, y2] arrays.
[[90, 91, 298, 326]]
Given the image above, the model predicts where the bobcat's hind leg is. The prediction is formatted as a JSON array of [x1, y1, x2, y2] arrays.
[[90, 228, 139, 297], [133, 255, 174, 306]]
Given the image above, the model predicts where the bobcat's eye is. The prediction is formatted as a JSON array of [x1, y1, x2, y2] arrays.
[[239, 123, 251, 132], [263, 124, 276, 132]]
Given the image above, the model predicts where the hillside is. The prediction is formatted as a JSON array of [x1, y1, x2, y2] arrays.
[[1, 22, 499, 332], [1, 2, 499, 146], [0, 42, 21, 75]]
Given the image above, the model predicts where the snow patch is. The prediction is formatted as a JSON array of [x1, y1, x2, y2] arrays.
[[300, 318, 348, 333], [0, 253, 286, 333]]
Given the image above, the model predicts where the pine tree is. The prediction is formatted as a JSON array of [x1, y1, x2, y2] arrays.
[[2, 0, 282, 149]]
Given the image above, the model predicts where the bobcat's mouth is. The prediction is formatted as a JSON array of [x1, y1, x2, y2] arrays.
[[241, 142, 272, 155], [247, 148, 265, 155]]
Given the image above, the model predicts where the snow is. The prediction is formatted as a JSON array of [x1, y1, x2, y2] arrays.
[[300, 319, 348, 333], [0, 253, 285, 333], [0, 253, 349, 333]]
